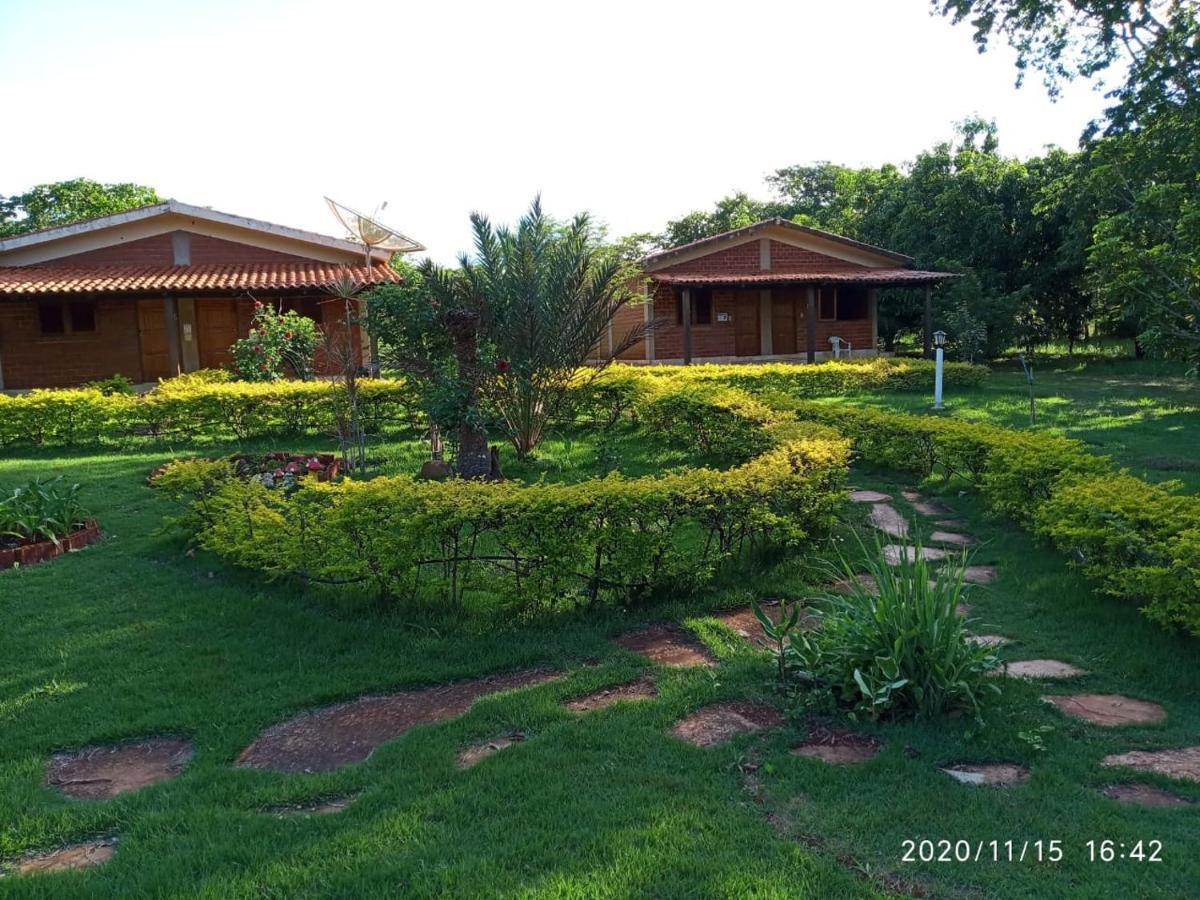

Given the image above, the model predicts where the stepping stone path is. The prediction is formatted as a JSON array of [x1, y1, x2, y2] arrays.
[[792, 725, 881, 765], [266, 795, 356, 817], [956, 602, 972, 618], [832, 573, 941, 596], [1100, 784, 1192, 808], [670, 701, 782, 748], [883, 544, 948, 565], [849, 490, 891, 503], [868, 503, 909, 538], [714, 602, 817, 645], [1102, 746, 1200, 782], [941, 763, 1029, 786], [564, 678, 657, 712], [1043, 694, 1166, 727], [901, 490, 954, 517], [15, 839, 116, 876], [456, 733, 525, 769], [935, 519, 969, 529], [929, 530, 976, 546], [1000, 659, 1087, 679], [967, 634, 1010, 648], [612, 625, 714, 668], [959, 565, 998, 584], [46, 737, 193, 800], [236, 669, 559, 774]]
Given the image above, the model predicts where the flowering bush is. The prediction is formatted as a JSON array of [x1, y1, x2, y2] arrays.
[[230, 302, 322, 381]]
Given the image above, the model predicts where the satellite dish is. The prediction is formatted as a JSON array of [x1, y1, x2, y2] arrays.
[[324, 197, 426, 258]]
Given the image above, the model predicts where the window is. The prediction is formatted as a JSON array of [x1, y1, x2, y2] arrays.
[[836, 287, 868, 321], [37, 300, 96, 336], [675, 288, 713, 325], [818, 286, 837, 321], [38, 302, 66, 334]]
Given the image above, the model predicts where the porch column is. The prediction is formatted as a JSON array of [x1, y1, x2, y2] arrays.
[[177, 297, 200, 372], [869, 288, 878, 355], [163, 293, 182, 376], [923, 284, 933, 359], [681, 288, 692, 365], [644, 284, 655, 362], [758, 289, 773, 356], [806, 286, 817, 363]]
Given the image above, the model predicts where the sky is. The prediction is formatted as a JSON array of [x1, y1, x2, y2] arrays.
[[0, 0, 1112, 263]]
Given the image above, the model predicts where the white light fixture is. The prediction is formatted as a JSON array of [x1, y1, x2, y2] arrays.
[[933, 330, 947, 409]]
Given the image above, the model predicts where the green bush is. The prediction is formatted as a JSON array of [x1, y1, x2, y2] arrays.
[[164, 435, 849, 610], [781, 541, 1001, 722], [0, 377, 419, 447]]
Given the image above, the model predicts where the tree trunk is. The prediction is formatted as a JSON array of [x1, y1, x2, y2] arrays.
[[457, 421, 492, 479], [1134, 338, 1146, 360]]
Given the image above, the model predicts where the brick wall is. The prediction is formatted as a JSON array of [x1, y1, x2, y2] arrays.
[[38, 232, 317, 267], [0, 298, 143, 388], [768, 240, 866, 274], [188, 235, 316, 265], [655, 241, 762, 275]]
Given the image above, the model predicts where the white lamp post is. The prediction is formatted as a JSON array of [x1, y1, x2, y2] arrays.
[[933, 330, 947, 410]]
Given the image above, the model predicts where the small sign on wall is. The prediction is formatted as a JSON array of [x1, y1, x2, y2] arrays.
[[716, 312, 731, 322]]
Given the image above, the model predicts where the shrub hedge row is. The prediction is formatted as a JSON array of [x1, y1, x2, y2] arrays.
[[156, 433, 850, 611], [786, 400, 1200, 636], [0, 378, 420, 447], [3, 357, 983, 448]]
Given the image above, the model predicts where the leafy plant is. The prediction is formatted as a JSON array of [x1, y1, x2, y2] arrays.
[[230, 302, 322, 382], [786, 537, 1001, 723], [82, 373, 136, 396], [0, 477, 89, 545]]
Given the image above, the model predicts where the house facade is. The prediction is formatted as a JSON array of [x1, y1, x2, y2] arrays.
[[0, 200, 416, 389], [602, 219, 955, 364]]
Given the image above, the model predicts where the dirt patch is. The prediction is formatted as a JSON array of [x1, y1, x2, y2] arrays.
[[999, 659, 1087, 679], [715, 602, 817, 645], [1044, 693, 1166, 726], [882, 544, 948, 565], [868, 504, 909, 538], [46, 737, 193, 800], [16, 839, 116, 875], [456, 732, 526, 769], [1102, 746, 1200, 782], [265, 794, 356, 817], [941, 763, 1029, 786], [564, 678, 658, 712], [612, 625, 714, 667], [929, 530, 976, 546], [850, 490, 892, 503], [791, 725, 881, 765], [236, 669, 558, 774], [967, 634, 1010, 648], [670, 701, 782, 748], [1100, 783, 1192, 807], [960, 565, 998, 584]]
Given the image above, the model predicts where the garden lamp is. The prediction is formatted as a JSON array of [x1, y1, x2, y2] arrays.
[[933, 330, 947, 410]]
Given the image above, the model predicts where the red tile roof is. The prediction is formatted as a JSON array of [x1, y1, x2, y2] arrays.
[[0, 262, 401, 295], [650, 269, 958, 286]]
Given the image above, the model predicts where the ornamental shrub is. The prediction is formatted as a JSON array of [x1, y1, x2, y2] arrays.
[[162, 435, 849, 610], [229, 302, 322, 381]]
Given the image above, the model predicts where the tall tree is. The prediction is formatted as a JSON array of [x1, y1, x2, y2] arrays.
[[0, 178, 161, 236]]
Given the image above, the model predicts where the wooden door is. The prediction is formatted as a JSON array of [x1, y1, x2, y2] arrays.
[[197, 299, 240, 370], [771, 292, 797, 355], [137, 299, 171, 381], [734, 291, 761, 356]]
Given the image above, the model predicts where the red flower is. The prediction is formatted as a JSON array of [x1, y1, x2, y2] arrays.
[[496, 359, 510, 372], [284, 331, 294, 339], [273, 468, 286, 478], [306, 459, 324, 471]]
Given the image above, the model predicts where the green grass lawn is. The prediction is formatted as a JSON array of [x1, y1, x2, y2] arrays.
[[2, 372, 1198, 898], [850, 357, 1200, 492]]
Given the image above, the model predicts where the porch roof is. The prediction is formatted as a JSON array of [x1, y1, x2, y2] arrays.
[[0, 261, 401, 295], [650, 269, 958, 287]]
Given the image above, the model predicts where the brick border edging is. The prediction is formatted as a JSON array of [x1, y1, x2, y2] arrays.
[[0, 520, 102, 570]]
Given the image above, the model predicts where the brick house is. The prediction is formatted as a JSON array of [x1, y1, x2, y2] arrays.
[[601, 219, 955, 364], [0, 200, 420, 389]]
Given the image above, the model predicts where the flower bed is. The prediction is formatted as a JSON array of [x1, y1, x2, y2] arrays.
[[0, 519, 102, 570]]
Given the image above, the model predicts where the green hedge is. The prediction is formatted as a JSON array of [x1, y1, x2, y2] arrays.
[[788, 400, 1200, 636], [157, 434, 850, 611], [0, 378, 420, 447]]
